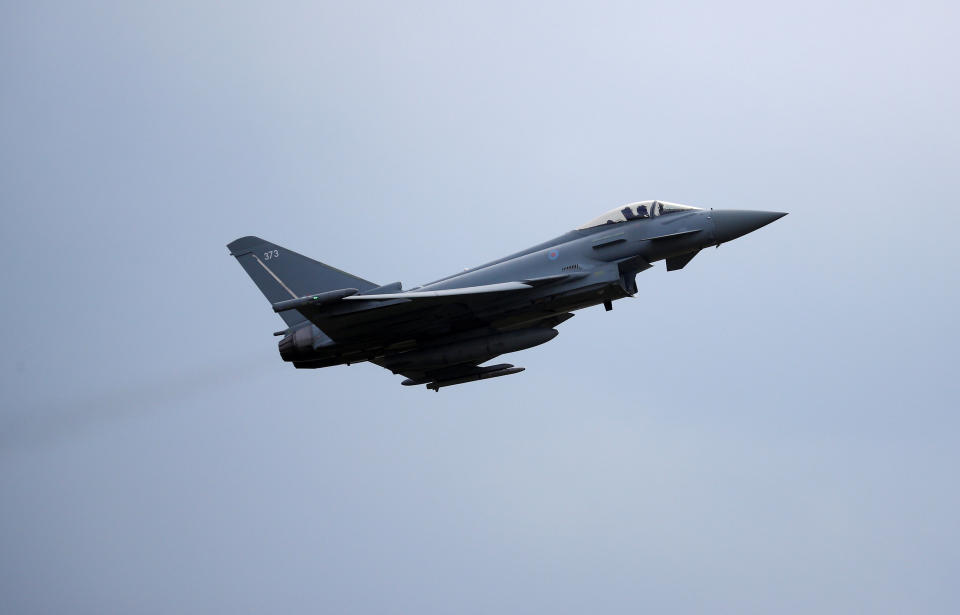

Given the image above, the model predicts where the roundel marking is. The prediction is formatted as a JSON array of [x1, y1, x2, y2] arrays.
[[547, 249, 559, 261]]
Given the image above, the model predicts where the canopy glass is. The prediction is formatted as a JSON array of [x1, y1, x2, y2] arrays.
[[577, 201, 702, 230]]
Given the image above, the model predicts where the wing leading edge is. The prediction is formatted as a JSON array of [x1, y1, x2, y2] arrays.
[[343, 281, 532, 301]]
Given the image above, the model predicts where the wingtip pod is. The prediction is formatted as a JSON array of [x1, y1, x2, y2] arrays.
[[272, 288, 359, 313]]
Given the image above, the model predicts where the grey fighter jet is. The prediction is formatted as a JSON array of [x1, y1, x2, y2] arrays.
[[229, 201, 785, 390]]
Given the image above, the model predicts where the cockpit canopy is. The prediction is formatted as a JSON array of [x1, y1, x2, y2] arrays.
[[577, 200, 702, 230]]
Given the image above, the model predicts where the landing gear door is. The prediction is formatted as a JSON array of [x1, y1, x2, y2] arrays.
[[617, 255, 651, 296]]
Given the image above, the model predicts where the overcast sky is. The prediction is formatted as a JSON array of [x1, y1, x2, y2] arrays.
[[2, 1, 958, 613]]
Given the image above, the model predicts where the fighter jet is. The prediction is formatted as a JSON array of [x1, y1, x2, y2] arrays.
[[229, 201, 785, 390]]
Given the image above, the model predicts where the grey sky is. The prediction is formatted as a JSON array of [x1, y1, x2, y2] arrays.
[[2, 1, 958, 613]]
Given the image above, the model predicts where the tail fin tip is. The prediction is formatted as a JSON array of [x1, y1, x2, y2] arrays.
[[227, 236, 269, 256]]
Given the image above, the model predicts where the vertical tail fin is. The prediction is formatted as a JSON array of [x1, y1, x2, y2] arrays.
[[227, 236, 377, 327]]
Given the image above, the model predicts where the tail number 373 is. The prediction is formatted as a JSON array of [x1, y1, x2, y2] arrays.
[[264, 249, 280, 260]]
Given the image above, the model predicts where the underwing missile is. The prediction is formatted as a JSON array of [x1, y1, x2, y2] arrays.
[[426, 367, 526, 391]]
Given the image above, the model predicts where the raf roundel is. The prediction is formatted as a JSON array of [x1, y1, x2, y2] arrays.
[[547, 249, 559, 261]]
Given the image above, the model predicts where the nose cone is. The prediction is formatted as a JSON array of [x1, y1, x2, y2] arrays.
[[712, 210, 787, 244]]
